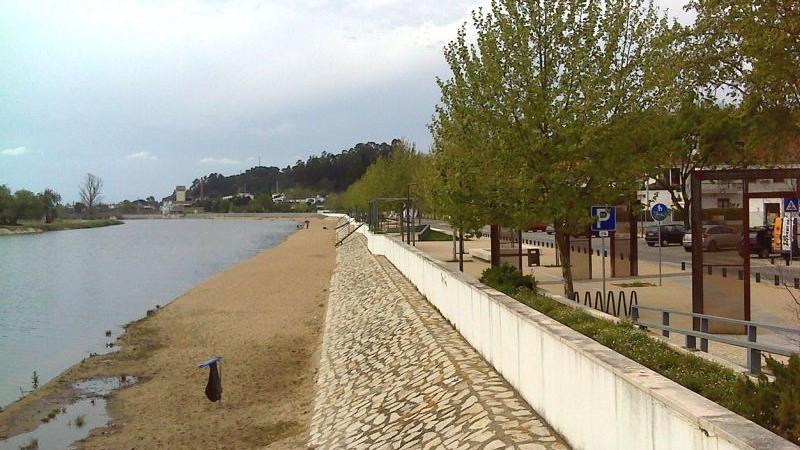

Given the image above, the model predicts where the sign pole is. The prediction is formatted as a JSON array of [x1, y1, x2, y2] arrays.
[[650, 203, 669, 287], [601, 234, 607, 299], [591, 206, 616, 302], [658, 225, 663, 286]]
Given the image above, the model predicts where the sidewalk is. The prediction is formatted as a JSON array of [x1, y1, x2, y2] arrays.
[[410, 234, 800, 370], [310, 234, 568, 450]]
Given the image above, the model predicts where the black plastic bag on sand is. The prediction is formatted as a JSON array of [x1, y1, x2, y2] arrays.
[[204, 361, 222, 402]]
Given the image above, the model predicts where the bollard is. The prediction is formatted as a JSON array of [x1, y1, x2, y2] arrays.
[[747, 326, 761, 374], [756, 272, 761, 283], [681, 261, 686, 271], [775, 275, 780, 286]]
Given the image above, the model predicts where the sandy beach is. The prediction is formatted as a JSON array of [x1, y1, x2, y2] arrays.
[[0, 217, 336, 449]]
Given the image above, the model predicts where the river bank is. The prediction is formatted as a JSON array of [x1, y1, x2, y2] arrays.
[[0, 219, 123, 235], [0, 217, 336, 449]]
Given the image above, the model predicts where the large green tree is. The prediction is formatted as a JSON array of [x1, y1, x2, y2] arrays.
[[688, 0, 800, 150], [433, 0, 671, 297], [40, 188, 62, 223]]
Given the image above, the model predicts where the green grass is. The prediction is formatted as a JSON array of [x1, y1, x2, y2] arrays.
[[513, 290, 741, 405], [419, 228, 452, 241], [1, 219, 123, 233]]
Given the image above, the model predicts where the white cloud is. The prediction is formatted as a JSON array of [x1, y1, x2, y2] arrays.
[[199, 157, 241, 165], [0, 146, 29, 156], [126, 151, 157, 160]]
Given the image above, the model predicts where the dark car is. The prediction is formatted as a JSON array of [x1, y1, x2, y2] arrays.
[[738, 227, 773, 258], [645, 224, 685, 246]]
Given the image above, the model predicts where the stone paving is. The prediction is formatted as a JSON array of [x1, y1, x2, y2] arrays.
[[309, 235, 569, 450]]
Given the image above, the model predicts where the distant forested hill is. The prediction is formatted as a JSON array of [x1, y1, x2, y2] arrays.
[[185, 140, 399, 199]]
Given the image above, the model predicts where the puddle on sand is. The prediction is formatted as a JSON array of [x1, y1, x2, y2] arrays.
[[0, 377, 136, 450]]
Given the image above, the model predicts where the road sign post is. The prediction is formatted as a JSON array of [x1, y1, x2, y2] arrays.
[[651, 203, 669, 286], [591, 206, 617, 301], [784, 198, 799, 265]]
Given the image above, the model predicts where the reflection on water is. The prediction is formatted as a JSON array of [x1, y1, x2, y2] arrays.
[[0, 219, 296, 407], [0, 377, 137, 450]]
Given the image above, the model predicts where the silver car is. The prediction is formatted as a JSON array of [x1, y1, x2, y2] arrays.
[[683, 225, 741, 252]]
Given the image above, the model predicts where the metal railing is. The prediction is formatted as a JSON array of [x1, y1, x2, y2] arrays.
[[631, 304, 800, 374], [572, 290, 638, 318]]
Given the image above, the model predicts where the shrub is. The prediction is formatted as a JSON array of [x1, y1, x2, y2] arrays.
[[735, 355, 800, 444], [480, 264, 537, 296], [481, 274, 798, 444]]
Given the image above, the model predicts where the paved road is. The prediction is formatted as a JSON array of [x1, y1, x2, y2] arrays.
[[423, 219, 800, 282], [310, 233, 568, 450]]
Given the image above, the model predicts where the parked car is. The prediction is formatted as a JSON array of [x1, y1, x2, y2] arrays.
[[527, 221, 548, 232], [545, 224, 555, 234], [738, 227, 773, 258], [645, 224, 685, 246], [683, 225, 741, 252]]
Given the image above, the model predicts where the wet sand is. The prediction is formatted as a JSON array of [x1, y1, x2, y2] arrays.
[[0, 217, 336, 449]]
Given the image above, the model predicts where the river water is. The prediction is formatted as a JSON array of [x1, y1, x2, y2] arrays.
[[0, 218, 296, 407]]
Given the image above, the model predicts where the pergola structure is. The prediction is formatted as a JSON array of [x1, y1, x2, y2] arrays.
[[690, 168, 800, 331], [367, 197, 418, 244]]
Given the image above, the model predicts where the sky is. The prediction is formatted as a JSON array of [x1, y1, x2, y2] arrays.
[[0, 0, 692, 202]]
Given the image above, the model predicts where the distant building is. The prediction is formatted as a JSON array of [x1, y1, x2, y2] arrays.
[[175, 186, 188, 203], [222, 193, 254, 201]]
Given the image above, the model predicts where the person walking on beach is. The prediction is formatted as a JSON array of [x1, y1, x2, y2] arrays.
[[304, 220, 310, 229]]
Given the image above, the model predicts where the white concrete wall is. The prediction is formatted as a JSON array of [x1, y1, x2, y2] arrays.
[[359, 227, 797, 450]]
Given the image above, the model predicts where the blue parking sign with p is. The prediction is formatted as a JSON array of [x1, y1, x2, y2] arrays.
[[591, 206, 616, 232]]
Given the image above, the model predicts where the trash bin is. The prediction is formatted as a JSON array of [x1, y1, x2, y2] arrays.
[[527, 248, 541, 267]]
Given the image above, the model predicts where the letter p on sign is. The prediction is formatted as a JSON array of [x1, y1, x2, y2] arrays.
[[591, 206, 617, 232]]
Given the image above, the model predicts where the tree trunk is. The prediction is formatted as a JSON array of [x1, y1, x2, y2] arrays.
[[459, 229, 465, 272], [452, 227, 457, 261], [555, 227, 575, 299], [490, 224, 501, 267]]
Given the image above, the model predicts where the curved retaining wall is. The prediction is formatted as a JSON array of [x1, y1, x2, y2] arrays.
[[361, 228, 797, 450]]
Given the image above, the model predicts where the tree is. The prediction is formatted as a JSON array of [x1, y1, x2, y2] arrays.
[[79, 173, 103, 218], [0, 185, 13, 225], [248, 192, 275, 213], [39, 188, 62, 223], [640, 99, 746, 226], [10, 190, 45, 223], [339, 140, 425, 212], [687, 0, 800, 151], [433, 0, 671, 297]]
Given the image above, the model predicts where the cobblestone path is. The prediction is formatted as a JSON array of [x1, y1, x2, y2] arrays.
[[309, 236, 569, 450]]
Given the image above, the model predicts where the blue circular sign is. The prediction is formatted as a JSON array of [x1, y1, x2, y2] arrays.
[[651, 203, 669, 222]]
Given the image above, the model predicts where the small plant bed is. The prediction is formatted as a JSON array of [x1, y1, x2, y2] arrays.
[[611, 281, 657, 288], [419, 229, 453, 241], [480, 265, 800, 444]]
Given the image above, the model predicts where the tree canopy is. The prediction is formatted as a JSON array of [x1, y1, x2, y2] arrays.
[[431, 0, 672, 296], [186, 141, 398, 200]]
